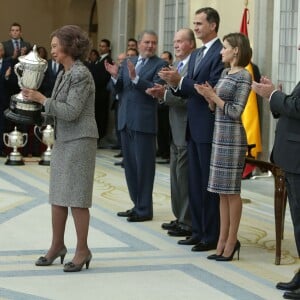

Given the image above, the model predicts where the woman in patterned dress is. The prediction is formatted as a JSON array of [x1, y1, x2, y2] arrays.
[[22, 25, 98, 272], [194, 33, 252, 261]]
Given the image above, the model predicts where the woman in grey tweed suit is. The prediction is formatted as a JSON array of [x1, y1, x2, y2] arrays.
[[22, 25, 98, 272]]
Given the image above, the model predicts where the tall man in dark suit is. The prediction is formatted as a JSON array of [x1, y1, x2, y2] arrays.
[[252, 60, 300, 299], [158, 7, 224, 251], [90, 39, 113, 145], [105, 30, 167, 222], [40, 56, 63, 97], [146, 28, 196, 237], [2, 22, 32, 156]]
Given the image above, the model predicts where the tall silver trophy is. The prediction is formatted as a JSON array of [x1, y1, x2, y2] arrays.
[[34, 125, 54, 165], [4, 45, 48, 125], [3, 127, 28, 165]]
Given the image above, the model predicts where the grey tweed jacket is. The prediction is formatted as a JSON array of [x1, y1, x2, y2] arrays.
[[44, 60, 99, 142]]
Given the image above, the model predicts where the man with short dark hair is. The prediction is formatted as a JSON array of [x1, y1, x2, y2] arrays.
[[90, 38, 113, 145], [252, 45, 300, 298]]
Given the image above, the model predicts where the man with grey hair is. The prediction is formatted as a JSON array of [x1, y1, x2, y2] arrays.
[[146, 28, 196, 237], [105, 30, 167, 222]]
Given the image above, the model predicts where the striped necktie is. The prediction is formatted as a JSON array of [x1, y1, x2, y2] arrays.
[[135, 58, 145, 75], [193, 46, 206, 75]]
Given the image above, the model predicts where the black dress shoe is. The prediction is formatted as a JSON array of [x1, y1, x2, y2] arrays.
[[178, 236, 200, 245], [114, 152, 123, 158], [277, 271, 300, 291], [114, 161, 124, 167], [192, 241, 217, 252], [168, 228, 192, 237], [161, 220, 178, 230], [117, 209, 134, 217], [283, 287, 300, 299], [127, 214, 153, 222]]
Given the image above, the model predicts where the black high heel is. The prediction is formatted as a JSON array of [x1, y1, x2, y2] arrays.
[[63, 251, 92, 272], [207, 251, 223, 260], [35, 247, 67, 266], [215, 240, 240, 262]]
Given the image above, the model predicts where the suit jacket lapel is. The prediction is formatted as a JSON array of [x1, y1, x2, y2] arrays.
[[192, 40, 221, 78], [52, 70, 70, 99]]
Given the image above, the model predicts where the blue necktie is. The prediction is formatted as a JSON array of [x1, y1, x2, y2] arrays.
[[177, 61, 184, 73], [135, 58, 145, 75]]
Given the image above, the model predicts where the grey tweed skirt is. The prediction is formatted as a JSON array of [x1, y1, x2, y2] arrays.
[[49, 137, 97, 208]]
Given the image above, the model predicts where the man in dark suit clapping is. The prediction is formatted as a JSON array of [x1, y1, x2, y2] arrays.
[[158, 7, 224, 251], [252, 58, 300, 299], [105, 30, 167, 222]]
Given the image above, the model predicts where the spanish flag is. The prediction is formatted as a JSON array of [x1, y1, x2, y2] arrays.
[[240, 7, 262, 177]]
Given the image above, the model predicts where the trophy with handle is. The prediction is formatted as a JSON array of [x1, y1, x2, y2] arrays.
[[4, 45, 48, 125], [34, 124, 54, 165], [3, 127, 28, 165]]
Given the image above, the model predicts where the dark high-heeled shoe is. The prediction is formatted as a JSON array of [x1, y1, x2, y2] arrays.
[[63, 251, 92, 272], [215, 240, 241, 262], [35, 247, 67, 266], [207, 252, 223, 260]]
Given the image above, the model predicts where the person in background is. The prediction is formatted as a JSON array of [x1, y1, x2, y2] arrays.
[[156, 50, 172, 164], [194, 32, 252, 261], [158, 7, 223, 252], [105, 30, 167, 222], [111, 52, 127, 165], [22, 25, 98, 272], [252, 44, 300, 298], [88, 48, 100, 65], [127, 38, 138, 50], [146, 28, 196, 238], [0, 42, 12, 156], [127, 48, 138, 57], [91, 39, 113, 146], [2, 22, 32, 157]]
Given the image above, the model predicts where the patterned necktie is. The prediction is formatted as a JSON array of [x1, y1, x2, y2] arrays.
[[177, 61, 184, 73], [193, 46, 206, 75], [135, 58, 145, 75], [14, 40, 20, 53]]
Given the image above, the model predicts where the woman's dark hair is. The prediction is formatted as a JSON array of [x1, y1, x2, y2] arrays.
[[223, 32, 252, 67], [51, 25, 91, 61]]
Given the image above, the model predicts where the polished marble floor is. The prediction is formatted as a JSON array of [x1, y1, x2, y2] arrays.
[[0, 149, 299, 300]]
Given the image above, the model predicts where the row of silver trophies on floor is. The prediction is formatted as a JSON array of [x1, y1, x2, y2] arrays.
[[3, 44, 53, 166], [3, 125, 53, 166]]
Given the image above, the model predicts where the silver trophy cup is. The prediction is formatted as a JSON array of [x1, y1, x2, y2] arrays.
[[34, 125, 54, 165], [3, 127, 28, 165], [4, 45, 48, 125]]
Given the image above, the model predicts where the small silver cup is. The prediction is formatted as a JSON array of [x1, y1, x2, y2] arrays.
[[34, 125, 54, 165], [3, 127, 28, 165]]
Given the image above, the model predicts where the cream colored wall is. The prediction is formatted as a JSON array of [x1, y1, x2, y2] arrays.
[[0, 0, 93, 56], [134, 0, 147, 36], [190, 0, 254, 47]]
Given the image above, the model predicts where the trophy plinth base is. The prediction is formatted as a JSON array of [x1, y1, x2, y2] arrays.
[[39, 159, 50, 166], [38, 151, 51, 166], [5, 154, 25, 165], [4, 95, 43, 125]]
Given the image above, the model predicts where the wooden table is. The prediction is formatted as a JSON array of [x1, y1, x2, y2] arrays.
[[245, 157, 287, 265]]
